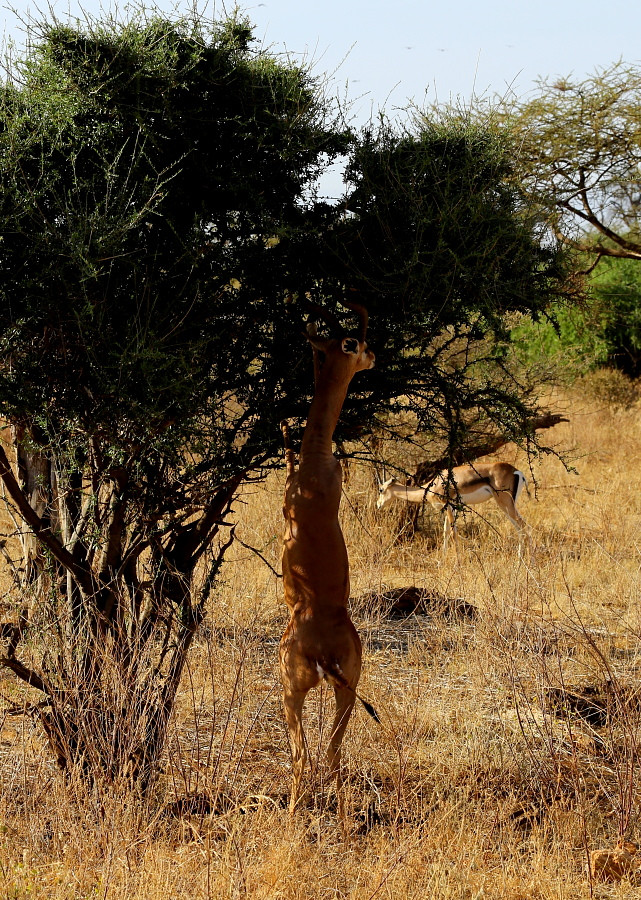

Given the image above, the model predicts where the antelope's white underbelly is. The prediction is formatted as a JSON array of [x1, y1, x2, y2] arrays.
[[453, 484, 494, 505]]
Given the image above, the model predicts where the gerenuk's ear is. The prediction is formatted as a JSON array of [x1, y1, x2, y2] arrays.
[[341, 337, 360, 356], [305, 319, 331, 354]]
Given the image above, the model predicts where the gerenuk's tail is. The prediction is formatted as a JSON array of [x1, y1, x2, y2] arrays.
[[318, 660, 380, 723]]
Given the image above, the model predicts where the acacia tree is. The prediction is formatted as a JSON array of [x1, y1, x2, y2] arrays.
[[508, 61, 641, 263], [0, 12, 572, 791], [0, 13, 349, 789], [330, 115, 576, 458]]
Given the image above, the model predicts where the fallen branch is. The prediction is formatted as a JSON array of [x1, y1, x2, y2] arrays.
[[413, 412, 569, 486]]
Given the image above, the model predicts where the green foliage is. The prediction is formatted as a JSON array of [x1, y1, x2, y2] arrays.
[[0, 13, 354, 482], [512, 256, 641, 379], [343, 115, 561, 325], [0, 10, 352, 787], [0, 24, 572, 471], [590, 256, 641, 375], [511, 304, 609, 378]]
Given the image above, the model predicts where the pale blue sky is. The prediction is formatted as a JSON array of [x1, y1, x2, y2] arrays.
[[4, 0, 639, 114], [249, 0, 641, 118], [3, 0, 639, 195]]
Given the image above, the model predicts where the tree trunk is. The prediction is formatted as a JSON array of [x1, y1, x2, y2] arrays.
[[6, 424, 53, 599], [0, 426, 242, 794]]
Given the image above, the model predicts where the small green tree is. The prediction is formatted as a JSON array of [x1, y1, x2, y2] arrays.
[[511, 256, 641, 379], [0, 12, 572, 792], [590, 256, 641, 375]]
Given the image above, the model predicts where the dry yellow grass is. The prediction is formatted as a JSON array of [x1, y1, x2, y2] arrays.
[[2, 383, 641, 897]]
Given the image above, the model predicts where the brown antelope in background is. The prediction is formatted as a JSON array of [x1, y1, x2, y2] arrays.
[[377, 461, 534, 562], [280, 301, 377, 818]]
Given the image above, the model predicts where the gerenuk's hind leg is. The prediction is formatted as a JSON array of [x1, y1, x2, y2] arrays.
[[283, 689, 308, 815], [327, 685, 356, 821]]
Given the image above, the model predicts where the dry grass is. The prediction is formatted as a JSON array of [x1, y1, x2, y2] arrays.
[[2, 384, 641, 897]]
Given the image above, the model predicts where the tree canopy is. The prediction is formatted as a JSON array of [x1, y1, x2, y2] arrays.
[[516, 256, 641, 379], [0, 11, 572, 788], [507, 61, 641, 263], [332, 116, 572, 445], [0, 14, 347, 470]]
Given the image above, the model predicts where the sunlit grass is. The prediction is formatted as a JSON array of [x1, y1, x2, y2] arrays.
[[1, 384, 641, 897]]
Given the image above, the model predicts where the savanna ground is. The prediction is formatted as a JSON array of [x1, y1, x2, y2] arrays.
[[2, 374, 641, 898]]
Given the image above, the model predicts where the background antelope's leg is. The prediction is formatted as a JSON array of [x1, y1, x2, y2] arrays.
[[327, 686, 356, 820], [495, 495, 535, 560], [442, 506, 460, 563], [442, 508, 451, 556], [283, 689, 308, 814]]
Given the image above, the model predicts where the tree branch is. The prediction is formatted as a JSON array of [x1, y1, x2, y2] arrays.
[[560, 168, 641, 259], [0, 444, 95, 595], [0, 655, 49, 695]]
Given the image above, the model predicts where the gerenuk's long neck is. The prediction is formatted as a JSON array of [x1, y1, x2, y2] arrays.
[[299, 371, 351, 467]]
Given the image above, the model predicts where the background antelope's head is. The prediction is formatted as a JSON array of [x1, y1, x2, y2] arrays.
[[376, 477, 398, 509]]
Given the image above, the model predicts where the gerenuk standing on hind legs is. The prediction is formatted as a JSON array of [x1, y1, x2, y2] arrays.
[[279, 300, 378, 821]]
